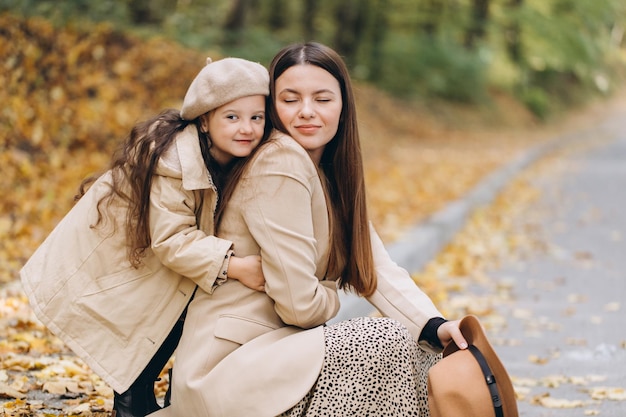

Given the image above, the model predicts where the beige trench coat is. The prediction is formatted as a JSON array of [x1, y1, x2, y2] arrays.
[[20, 124, 233, 394], [150, 133, 443, 417]]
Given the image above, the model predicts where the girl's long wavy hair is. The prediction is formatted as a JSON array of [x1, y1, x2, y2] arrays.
[[266, 42, 376, 297], [76, 109, 224, 268]]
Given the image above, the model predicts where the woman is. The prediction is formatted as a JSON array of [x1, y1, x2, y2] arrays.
[[20, 57, 269, 417], [152, 43, 468, 417]]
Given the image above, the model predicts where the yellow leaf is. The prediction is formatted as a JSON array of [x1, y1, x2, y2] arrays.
[[588, 386, 626, 401], [0, 381, 26, 399], [532, 392, 586, 408]]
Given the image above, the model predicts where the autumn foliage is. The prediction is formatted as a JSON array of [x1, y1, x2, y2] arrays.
[[0, 13, 207, 283]]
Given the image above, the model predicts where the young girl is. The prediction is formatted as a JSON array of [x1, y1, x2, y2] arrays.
[[153, 43, 467, 417], [20, 57, 269, 417]]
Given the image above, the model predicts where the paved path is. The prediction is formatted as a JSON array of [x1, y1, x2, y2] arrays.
[[489, 120, 626, 416], [333, 114, 626, 415]]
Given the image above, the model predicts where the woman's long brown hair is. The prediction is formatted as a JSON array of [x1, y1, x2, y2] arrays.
[[266, 42, 376, 297]]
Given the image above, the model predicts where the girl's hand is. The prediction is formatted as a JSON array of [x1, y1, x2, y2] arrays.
[[227, 255, 266, 292], [437, 319, 468, 350]]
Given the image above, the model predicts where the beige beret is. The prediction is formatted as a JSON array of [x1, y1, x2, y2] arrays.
[[180, 57, 269, 120]]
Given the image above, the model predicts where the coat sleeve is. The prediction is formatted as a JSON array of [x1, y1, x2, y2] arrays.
[[149, 174, 233, 295], [239, 143, 340, 328], [366, 223, 444, 353]]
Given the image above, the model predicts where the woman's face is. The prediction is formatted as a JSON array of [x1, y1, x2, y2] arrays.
[[201, 95, 266, 166], [274, 64, 342, 164]]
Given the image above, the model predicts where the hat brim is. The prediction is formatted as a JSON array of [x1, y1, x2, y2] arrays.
[[428, 315, 518, 417]]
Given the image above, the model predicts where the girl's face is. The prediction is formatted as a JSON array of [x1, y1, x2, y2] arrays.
[[274, 64, 342, 164], [201, 95, 266, 166]]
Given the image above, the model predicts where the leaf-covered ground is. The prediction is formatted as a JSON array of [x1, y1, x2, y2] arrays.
[[1, 12, 625, 416]]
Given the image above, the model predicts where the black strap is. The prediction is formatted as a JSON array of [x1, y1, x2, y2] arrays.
[[468, 345, 504, 417]]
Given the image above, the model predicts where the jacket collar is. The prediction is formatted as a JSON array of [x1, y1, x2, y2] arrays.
[[176, 124, 215, 191]]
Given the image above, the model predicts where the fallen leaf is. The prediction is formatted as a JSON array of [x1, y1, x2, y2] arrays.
[[588, 386, 626, 401], [529, 354, 550, 365], [532, 392, 586, 408], [0, 381, 27, 399], [42, 380, 69, 395]]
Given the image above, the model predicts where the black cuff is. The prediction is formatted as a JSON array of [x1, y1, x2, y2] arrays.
[[418, 317, 448, 350]]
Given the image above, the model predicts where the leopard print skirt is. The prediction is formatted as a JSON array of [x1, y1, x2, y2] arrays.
[[278, 317, 441, 417]]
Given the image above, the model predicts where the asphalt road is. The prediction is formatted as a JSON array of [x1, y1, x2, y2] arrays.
[[489, 121, 626, 416], [329, 113, 626, 415]]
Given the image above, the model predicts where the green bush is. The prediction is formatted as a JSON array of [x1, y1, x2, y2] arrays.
[[519, 86, 550, 119], [512, 0, 624, 113], [377, 34, 488, 103]]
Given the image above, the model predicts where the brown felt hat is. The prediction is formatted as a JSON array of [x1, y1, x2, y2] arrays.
[[180, 57, 269, 120], [428, 315, 518, 417]]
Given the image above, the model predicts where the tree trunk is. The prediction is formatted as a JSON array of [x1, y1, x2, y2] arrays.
[[420, 0, 443, 37], [301, 0, 316, 41], [369, 0, 389, 81], [268, 0, 287, 31], [505, 0, 523, 63], [464, 0, 490, 49], [126, 0, 161, 24], [333, 0, 368, 68], [223, 0, 249, 32]]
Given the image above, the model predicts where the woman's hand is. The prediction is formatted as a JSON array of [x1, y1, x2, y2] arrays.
[[227, 255, 266, 292], [437, 319, 468, 350]]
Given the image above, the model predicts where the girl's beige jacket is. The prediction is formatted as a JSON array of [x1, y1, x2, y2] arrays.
[[20, 125, 233, 394], [150, 133, 443, 417]]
